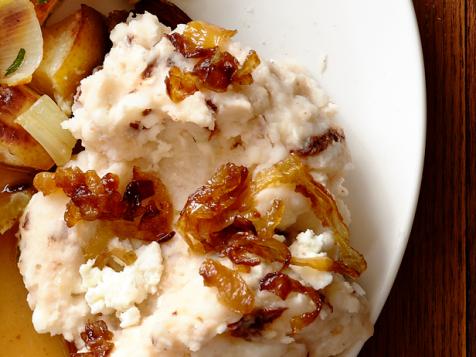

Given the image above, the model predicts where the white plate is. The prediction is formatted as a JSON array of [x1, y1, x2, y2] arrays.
[[172, 0, 426, 319], [51, 0, 426, 353]]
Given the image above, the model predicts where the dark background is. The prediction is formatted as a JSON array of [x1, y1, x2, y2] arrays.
[[361, 0, 474, 355]]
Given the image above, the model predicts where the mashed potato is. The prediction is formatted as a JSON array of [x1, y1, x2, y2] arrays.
[[18, 13, 372, 356]]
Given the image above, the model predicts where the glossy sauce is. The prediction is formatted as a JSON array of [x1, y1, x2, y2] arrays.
[[0, 228, 68, 356]]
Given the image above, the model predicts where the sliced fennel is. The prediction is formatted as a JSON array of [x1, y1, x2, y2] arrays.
[[15, 95, 76, 166]]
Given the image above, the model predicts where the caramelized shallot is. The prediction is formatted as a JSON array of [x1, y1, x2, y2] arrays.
[[114, 167, 173, 242], [182, 21, 237, 50], [227, 308, 286, 339], [165, 21, 261, 102], [166, 33, 215, 59], [178, 164, 291, 267], [293, 128, 345, 157], [71, 320, 114, 357], [94, 248, 137, 272], [231, 50, 261, 86], [260, 272, 325, 333], [193, 50, 239, 92], [165, 66, 199, 103], [177, 162, 250, 252], [213, 216, 291, 268], [34, 167, 173, 242], [250, 154, 366, 277], [290, 256, 334, 271], [199, 258, 254, 314]]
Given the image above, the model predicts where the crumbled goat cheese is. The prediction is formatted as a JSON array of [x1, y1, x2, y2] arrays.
[[289, 230, 335, 290], [79, 241, 163, 328]]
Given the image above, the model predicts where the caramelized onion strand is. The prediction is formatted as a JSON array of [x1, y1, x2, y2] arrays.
[[199, 258, 254, 314], [250, 154, 367, 277], [260, 271, 325, 334]]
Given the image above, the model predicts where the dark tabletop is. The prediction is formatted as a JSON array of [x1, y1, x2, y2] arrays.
[[361, 0, 474, 355]]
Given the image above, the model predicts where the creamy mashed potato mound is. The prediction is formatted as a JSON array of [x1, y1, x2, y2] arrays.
[[18, 13, 373, 356]]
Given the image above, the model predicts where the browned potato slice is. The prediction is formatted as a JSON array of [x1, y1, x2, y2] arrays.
[[32, 5, 108, 115], [0, 85, 54, 170], [33, 0, 61, 25]]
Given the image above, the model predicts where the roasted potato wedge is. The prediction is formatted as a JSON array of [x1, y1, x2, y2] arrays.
[[33, 0, 60, 25], [0, 85, 54, 170], [32, 5, 108, 115]]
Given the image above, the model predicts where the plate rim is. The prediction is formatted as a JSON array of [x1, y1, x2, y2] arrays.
[[369, 0, 427, 323]]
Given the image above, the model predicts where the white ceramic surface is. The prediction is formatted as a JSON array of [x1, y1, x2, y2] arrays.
[[50, 0, 426, 354]]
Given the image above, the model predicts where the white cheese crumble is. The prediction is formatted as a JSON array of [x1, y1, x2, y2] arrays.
[[290, 229, 334, 258], [289, 230, 335, 290], [79, 240, 163, 328]]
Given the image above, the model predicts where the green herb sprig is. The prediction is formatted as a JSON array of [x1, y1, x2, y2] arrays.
[[5, 48, 26, 77]]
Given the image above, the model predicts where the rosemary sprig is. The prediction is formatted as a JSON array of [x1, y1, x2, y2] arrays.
[[5, 48, 26, 77]]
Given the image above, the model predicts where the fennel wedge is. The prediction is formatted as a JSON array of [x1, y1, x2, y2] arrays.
[[15, 95, 75, 166]]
